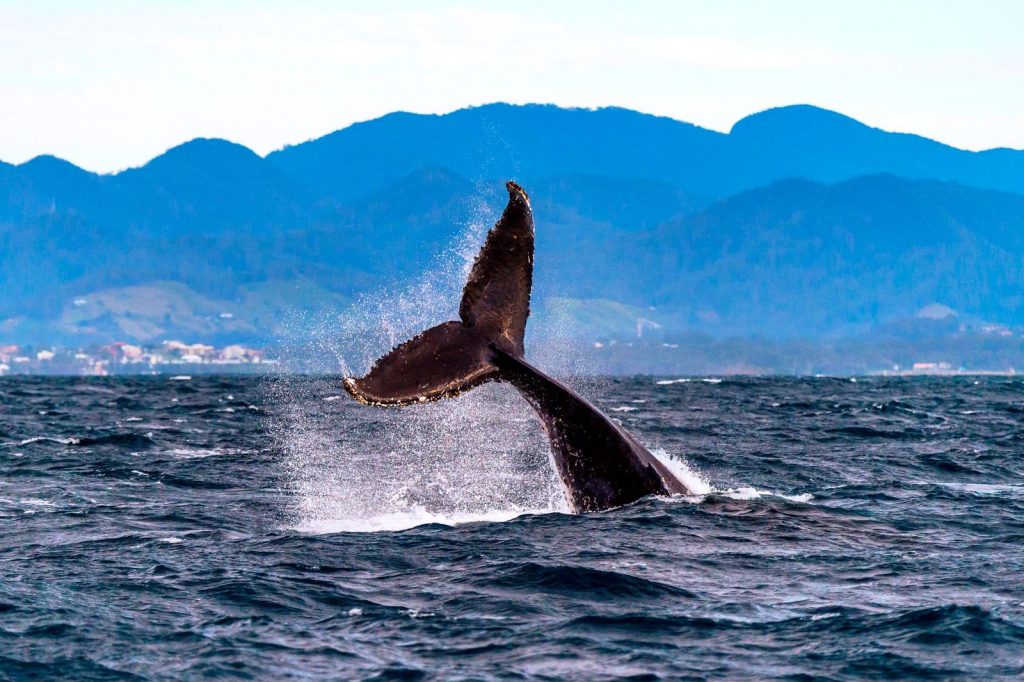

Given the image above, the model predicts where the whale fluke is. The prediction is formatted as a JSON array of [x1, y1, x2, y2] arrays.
[[343, 180, 692, 512], [459, 181, 533, 356], [343, 181, 532, 406], [343, 322, 496, 406]]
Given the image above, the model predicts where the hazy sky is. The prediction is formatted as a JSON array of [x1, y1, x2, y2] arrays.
[[2, 0, 1021, 172]]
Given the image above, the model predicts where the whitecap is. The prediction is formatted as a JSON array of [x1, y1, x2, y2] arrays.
[[16, 436, 79, 446], [18, 498, 57, 507], [166, 447, 231, 459], [610, 406, 638, 412], [717, 487, 813, 503], [926, 481, 1024, 496], [655, 378, 690, 385]]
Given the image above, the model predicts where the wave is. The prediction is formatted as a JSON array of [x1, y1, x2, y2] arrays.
[[293, 505, 559, 534], [655, 378, 723, 385], [912, 481, 1024, 497], [712, 487, 814, 503], [489, 562, 698, 600], [74, 433, 157, 448], [8, 433, 156, 448], [0, 496, 58, 509], [164, 447, 244, 459], [8, 435, 80, 446]]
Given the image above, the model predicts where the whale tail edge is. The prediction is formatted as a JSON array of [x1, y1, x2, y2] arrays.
[[342, 321, 500, 406]]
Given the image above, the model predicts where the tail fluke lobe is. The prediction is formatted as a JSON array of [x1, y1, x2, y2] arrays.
[[459, 181, 534, 357], [344, 181, 535, 406], [343, 322, 498, 406]]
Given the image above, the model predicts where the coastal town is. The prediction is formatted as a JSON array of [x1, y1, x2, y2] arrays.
[[0, 340, 277, 376]]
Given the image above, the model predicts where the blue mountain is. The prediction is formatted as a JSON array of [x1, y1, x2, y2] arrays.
[[268, 103, 1024, 199], [1, 103, 1023, 349]]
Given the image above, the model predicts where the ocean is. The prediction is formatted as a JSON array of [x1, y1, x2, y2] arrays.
[[1, 374, 1023, 679]]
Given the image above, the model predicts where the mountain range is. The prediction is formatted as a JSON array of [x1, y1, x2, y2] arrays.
[[2, 102, 1024, 371]]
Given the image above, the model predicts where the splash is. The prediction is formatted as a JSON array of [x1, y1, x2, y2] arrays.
[[651, 448, 713, 496], [268, 189, 569, 533], [265, 183, 727, 533], [650, 448, 812, 504]]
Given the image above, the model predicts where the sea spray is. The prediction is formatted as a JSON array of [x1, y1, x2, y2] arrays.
[[268, 190, 567, 531], [265, 182, 712, 530]]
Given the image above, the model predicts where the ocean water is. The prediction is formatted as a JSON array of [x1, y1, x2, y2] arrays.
[[1, 374, 1023, 680]]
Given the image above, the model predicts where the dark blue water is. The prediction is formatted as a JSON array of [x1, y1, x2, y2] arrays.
[[2, 375, 1023, 680]]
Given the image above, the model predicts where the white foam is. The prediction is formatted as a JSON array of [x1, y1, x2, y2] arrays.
[[926, 481, 1024, 496], [649, 449, 812, 503], [650, 449, 713, 496], [18, 498, 57, 508], [15, 436, 79, 446], [655, 377, 721, 385], [170, 375, 191, 381], [166, 447, 235, 459], [811, 612, 842, 621], [159, 537, 184, 544], [717, 487, 814, 503], [610, 406, 638, 412]]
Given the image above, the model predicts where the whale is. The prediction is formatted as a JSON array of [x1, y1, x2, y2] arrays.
[[343, 181, 692, 512]]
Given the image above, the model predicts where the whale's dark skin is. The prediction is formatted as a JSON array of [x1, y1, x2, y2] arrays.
[[343, 181, 691, 512]]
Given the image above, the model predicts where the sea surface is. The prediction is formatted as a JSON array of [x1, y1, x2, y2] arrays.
[[1, 374, 1023, 680]]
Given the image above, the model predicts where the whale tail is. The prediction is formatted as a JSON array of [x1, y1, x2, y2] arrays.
[[343, 180, 691, 510], [343, 182, 534, 406]]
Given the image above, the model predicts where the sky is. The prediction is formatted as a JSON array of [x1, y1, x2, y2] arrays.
[[1, 0, 1021, 173]]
